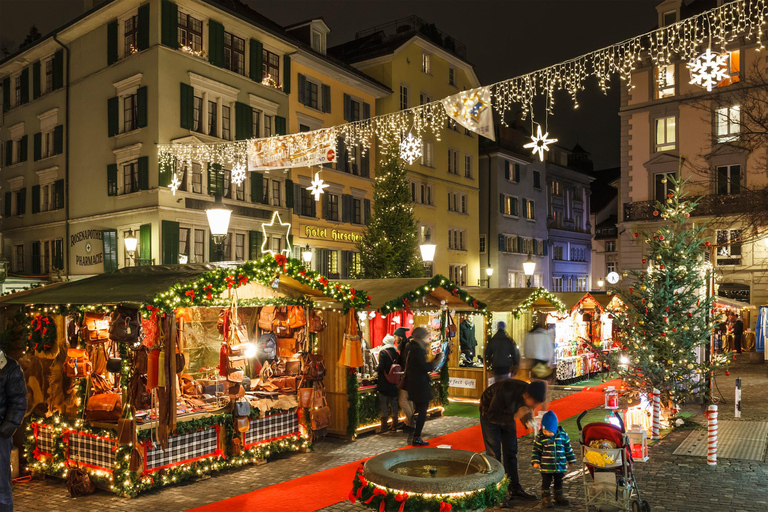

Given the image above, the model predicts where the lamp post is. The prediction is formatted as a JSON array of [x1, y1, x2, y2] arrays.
[[480, 267, 493, 287], [597, 278, 605, 289], [124, 228, 138, 266], [523, 253, 536, 288], [419, 232, 436, 277], [206, 194, 231, 262], [302, 244, 313, 265]]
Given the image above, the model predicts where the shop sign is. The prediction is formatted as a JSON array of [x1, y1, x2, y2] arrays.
[[248, 130, 336, 170], [449, 377, 476, 389], [71, 229, 104, 268], [302, 225, 363, 243]]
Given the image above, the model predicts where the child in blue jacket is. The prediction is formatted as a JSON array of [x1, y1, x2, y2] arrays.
[[532, 410, 576, 508]]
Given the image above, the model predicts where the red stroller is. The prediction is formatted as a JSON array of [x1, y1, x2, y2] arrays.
[[577, 411, 651, 512]]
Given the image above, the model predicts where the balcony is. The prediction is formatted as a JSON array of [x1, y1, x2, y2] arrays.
[[624, 191, 768, 222]]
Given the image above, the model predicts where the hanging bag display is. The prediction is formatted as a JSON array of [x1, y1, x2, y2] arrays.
[[258, 306, 277, 332], [302, 353, 326, 381], [273, 307, 292, 337], [64, 348, 92, 378], [257, 332, 277, 362], [234, 397, 251, 417], [106, 341, 122, 374], [109, 305, 141, 343], [298, 386, 313, 409], [85, 393, 122, 421], [310, 383, 331, 438], [309, 309, 327, 333], [80, 312, 110, 345], [288, 306, 307, 329]]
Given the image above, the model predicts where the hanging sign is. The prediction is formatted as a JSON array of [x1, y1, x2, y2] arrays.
[[248, 130, 337, 170], [441, 86, 495, 140], [449, 377, 477, 389]]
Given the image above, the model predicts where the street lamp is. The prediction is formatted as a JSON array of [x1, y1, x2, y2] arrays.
[[124, 228, 138, 266], [597, 278, 605, 288], [480, 267, 494, 288], [419, 232, 436, 277], [302, 244, 313, 265], [523, 253, 536, 288], [206, 194, 231, 261]]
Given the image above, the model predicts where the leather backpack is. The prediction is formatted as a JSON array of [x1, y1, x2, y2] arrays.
[[64, 348, 92, 378], [110, 306, 141, 343], [259, 306, 277, 331], [309, 309, 326, 333]]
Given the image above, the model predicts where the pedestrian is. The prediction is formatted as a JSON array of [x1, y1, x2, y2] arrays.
[[1, 348, 28, 512], [479, 378, 546, 501], [531, 410, 576, 508], [485, 321, 519, 385], [376, 335, 400, 433], [731, 312, 744, 354], [393, 327, 414, 431], [403, 327, 444, 446], [524, 316, 555, 408]]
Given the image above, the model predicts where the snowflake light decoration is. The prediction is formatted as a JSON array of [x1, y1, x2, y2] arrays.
[[687, 48, 729, 92], [168, 173, 182, 195], [399, 132, 422, 164], [523, 125, 558, 162], [231, 164, 247, 186], [307, 172, 329, 201]]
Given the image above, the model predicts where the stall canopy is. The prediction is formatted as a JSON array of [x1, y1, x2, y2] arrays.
[[469, 287, 566, 313], [338, 277, 483, 311]]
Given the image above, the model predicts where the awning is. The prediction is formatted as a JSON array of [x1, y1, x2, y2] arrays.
[[468, 288, 566, 313], [713, 296, 757, 309], [337, 277, 482, 311]]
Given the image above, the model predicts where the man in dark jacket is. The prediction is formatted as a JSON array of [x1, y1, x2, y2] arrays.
[[479, 379, 546, 501], [393, 327, 414, 431], [403, 327, 444, 446], [486, 322, 520, 384], [1, 349, 27, 511], [731, 312, 744, 353], [376, 335, 400, 433]]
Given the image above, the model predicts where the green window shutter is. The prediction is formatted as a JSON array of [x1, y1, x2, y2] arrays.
[[137, 86, 148, 128], [250, 172, 263, 203], [32, 61, 41, 99], [3, 193, 10, 217], [161, 0, 179, 48], [285, 179, 294, 209], [107, 164, 118, 196], [180, 82, 194, 129], [54, 125, 63, 155], [321, 84, 331, 113], [33, 132, 42, 161], [31, 185, 40, 214], [108, 96, 119, 136], [32, 242, 41, 274], [343, 93, 351, 121], [159, 157, 174, 187], [275, 116, 286, 135], [543, 240, 548, 256], [283, 55, 291, 94], [140, 224, 152, 261], [248, 231, 263, 260], [208, 20, 224, 67], [137, 3, 150, 50], [499, 193, 504, 214], [54, 179, 64, 209], [363, 102, 370, 119], [2, 77, 10, 112], [4, 141, 11, 166], [20, 135, 28, 162], [161, 220, 180, 264], [249, 39, 263, 82], [137, 156, 149, 190], [107, 20, 118, 65], [19, 187, 26, 214], [102, 229, 118, 272], [54, 239, 63, 270], [20, 68, 29, 104], [498, 235, 505, 252], [207, 163, 222, 196], [235, 102, 253, 140], [364, 198, 371, 225], [53, 50, 64, 90], [297, 74, 306, 105]]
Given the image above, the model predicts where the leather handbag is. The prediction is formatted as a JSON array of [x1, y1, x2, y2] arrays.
[[81, 312, 110, 344], [109, 305, 141, 343], [229, 383, 246, 398], [272, 358, 286, 376], [313, 384, 325, 409], [273, 307, 291, 336], [180, 374, 202, 396], [298, 387, 313, 409], [276, 338, 296, 358], [117, 417, 133, 445], [85, 393, 122, 421], [176, 352, 186, 373], [447, 315, 457, 338], [228, 355, 247, 372], [309, 309, 327, 333], [64, 348, 92, 378], [303, 353, 326, 381], [146, 348, 159, 389], [282, 376, 298, 392], [66, 464, 95, 497], [234, 398, 250, 417], [133, 345, 149, 375], [227, 370, 244, 383], [106, 357, 122, 374], [310, 387, 331, 431], [260, 361, 274, 381], [235, 416, 250, 433], [258, 306, 277, 331], [285, 359, 301, 376], [272, 377, 285, 389], [288, 306, 307, 329]]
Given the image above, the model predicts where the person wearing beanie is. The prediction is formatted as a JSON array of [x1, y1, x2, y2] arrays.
[[479, 379, 546, 502], [485, 321, 520, 385], [402, 327, 444, 446], [376, 335, 401, 433], [532, 410, 576, 508], [393, 327, 414, 432]]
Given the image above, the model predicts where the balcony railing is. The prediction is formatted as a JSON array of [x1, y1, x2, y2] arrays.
[[624, 191, 768, 221]]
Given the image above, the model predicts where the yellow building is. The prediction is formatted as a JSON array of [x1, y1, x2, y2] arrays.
[[330, 17, 481, 285], [283, 19, 391, 278]]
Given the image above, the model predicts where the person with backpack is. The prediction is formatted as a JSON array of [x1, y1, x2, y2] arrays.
[[486, 321, 520, 385], [376, 335, 401, 433]]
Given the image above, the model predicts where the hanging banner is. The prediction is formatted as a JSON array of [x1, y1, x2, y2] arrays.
[[441, 86, 495, 141], [248, 130, 337, 170]]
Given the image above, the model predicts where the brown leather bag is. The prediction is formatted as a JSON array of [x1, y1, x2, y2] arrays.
[[276, 338, 296, 358], [311, 387, 331, 431], [66, 465, 95, 497], [285, 359, 301, 376], [298, 387, 313, 409], [133, 345, 149, 375], [303, 353, 326, 381], [81, 312, 110, 344], [313, 384, 325, 409], [309, 309, 327, 333], [282, 376, 298, 392], [85, 393, 122, 421], [117, 418, 134, 445], [259, 306, 277, 331], [65, 348, 92, 378], [235, 416, 250, 433], [227, 370, 244, 383], [272, 358, 286, 376], [288, 306, 307, 329], [227, 355, 247, 372], [273, 307, 291, 336]]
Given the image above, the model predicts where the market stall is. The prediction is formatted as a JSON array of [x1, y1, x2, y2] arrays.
[[712, 296, 757, 353], [4, 256, 366, 497], [329, 276, 488, 436]]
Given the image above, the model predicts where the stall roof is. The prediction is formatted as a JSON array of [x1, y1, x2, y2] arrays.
[[591, 292, 623, 310], [553, 292, 590, 311], [469, 288, 565, 312], [337, 278, 481, 311], [713, 296, 756, 309]]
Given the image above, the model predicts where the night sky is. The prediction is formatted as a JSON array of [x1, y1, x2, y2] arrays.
[[0, 0, 661, 170]]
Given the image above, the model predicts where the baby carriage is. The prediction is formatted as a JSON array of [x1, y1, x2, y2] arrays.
[[577, 410, 651, 512]]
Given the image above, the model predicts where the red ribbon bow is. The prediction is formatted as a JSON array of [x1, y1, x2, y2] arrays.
[[349, 490, 357, 503], [274, 254, 287, 270], [238, 274, 248, 286], [364, 488, 386, 505], [225, 275, 235, 289], [395, 493, 408, 512], [185, 289, 195, 301], [440, 502, 452, 512]]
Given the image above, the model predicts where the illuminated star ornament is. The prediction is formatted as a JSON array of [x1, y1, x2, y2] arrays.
[[399, 132, 422, 164], [260, 211, 293, 256], [453, 92, 488, 123], [688, 48, 729, 92], [306, 172, 329, 201], [231, 164, 247, 186], [524, 125, 558, 162], [168, 173, 182, 195]]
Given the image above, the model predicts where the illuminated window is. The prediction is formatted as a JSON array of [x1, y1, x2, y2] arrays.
[[716, 105, 740, 143], [178, 12, 203, 52], [716, 164, 740, 195], [421, 53, 431, 74], [718, 50, 740, 87], [655, 116, 676, 152], [656, 64, 675, 98]]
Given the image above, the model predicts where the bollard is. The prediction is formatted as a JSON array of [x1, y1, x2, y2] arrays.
[[707, 404, 718, 465], [735, 377, 742, 419], [651, 388, 660, 440]]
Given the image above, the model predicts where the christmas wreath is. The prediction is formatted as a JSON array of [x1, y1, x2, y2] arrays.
[[27, 315, 57, 352]]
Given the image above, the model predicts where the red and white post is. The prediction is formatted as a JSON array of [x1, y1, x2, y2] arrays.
[[651, 388, 661, 440], [707, 404, 718, 465]]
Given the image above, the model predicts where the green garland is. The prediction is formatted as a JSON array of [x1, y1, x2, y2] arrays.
[[350, 466, 508, 511], [347, 368, 360, 438], [354, 380, 444, 435], [379, 275, 486, 314], [511, 288, 567, 317]]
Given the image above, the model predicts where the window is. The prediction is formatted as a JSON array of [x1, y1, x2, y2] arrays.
[[570, 246, 587, 262], [13, 244, 24, 273], [178, 12, 203, 52], [193, 96, 203, 133], [307, 81, 319, 109], [717, 164, 741, 195], [502, 195, 518, 216], [312, 30, 324, 53], [550, 180, 561, 196], [41, 128, 55, 159], [221, 105, 231, 140], [656, 64, 675, 98], [123, 162, 139, 194], [191, 164, 202, 193], [449, 265, 467, 286], [252, 109, 261, 138], [263, 49, 280, 84], [123, 93, 138, 132], [718, 50, 740, 87], [448, 192, 467, 213], [419, 92, 432, 106], [504, 236, 516, 253], [654, 173, 675, 204], [263, 115, 273, 137], [421, 53, 431, 74], [524, 198, 535, 220], [448, 229, 466, 251], [124, 15, 139, 56], [399, 85, 409, 110], [533, 170, 541, 189], [39, 183, 54, 212], [553, 246, 564, 260], [576, 277, 587, 292], [448, 67, 456, 86], [235, 233, 245, 261], [14, 76, 21, 106], [506, 161, 520, 182], [464, 154, 473, 178], [552, 210, 562, 228], [605, 240, 616, 252], [479, 235, 486, 254], [327, 193, 339, 221], [208, 101, 218, 136], [221, 169, 233, 199], [421, 139, 434, 167], [411, 182, 416, 202], [447, 149, 459, 174], [301, 188, 315, 217], [350, 100, 361, 122], [716, 229, 742, 265], [45, 59, 54, 94], [552, 276, 564, 292], [716, 105, 740, 142], [607, 261, 617, 275], [655, 116, 676, 152], [179, 228, 190, 263], [194, 229, 206, 263], [271, 179, 281, 206], [663, 10, 677, 27], [353, 198, 362, 224], [350, 252, 362, 276]]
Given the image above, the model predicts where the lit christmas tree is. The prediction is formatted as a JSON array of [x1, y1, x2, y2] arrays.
[[357, 149, 424, 278], [600, 174, 728, 409]]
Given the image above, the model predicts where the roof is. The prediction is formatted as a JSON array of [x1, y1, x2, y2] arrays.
[[590, 167, 621, 214], [337, 278, 480, 311], [468, 288, 564, 313], [591, 292, 623, 310], [554, 292, 594, 312]]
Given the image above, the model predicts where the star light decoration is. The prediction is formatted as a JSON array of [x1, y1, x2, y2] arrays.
[[260, 211, 293, 257], [687, 48, 729, 91], [168, 173, 182, 195], [231, 163, 247, 186], [449, 91, 488, 124], [524, 125, 558, 162], [399, 132, 422, 164], [306, 172, 329, 201]]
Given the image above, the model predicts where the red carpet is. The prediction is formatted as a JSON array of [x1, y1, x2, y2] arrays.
[[186, 379, 622, 512]]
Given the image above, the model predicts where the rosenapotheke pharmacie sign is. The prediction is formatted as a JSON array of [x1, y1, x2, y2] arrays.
[[70, 229, 104, 270]]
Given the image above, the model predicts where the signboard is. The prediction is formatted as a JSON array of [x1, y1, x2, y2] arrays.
[[302, 225, 363, 243], [449, 377, 477, 389], [70, 229, 104, 271], [248, 130, 337, 170]]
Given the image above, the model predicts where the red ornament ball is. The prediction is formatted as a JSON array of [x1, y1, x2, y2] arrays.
[[660, 265, 665, 269], [653, 210, 659, 216], [659, 235, 665, 240], [672, 328, 677, 332], [685, 213, 690, 218], [661, 332, 666, 336], [634, 233, 639, 237], [641, 259, 646, 264], [705, 241, 711, 247], [688, 312, 693, 317], [668, 192, 674, 198]]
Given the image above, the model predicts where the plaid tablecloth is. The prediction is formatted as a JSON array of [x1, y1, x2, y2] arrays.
[[243, 411, 299, 448], [66, 431, 117, 471], [144, 426, 220, 472], [33, 423, 55, 458]]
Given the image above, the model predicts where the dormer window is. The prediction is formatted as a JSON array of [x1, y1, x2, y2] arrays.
[[312, 29, 326, 54], [663, 10, 677, 26]]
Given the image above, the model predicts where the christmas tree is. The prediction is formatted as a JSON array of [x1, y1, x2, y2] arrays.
[[599, 174, 728, 409], [357, 149, 424, 278]]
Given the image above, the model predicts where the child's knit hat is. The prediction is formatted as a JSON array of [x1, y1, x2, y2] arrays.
[[541, 410, 558, 433]]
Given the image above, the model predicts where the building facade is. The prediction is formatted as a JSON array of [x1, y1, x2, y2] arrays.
[[330, 17, 482, 286], [589, 168, 620, 291]]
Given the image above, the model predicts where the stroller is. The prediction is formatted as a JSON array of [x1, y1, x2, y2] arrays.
[[577, 411, 651, 512]]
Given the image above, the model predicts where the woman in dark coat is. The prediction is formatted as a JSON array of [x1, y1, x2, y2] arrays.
[[403, 327, 444, 446], [376, 335, 400, 433]]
